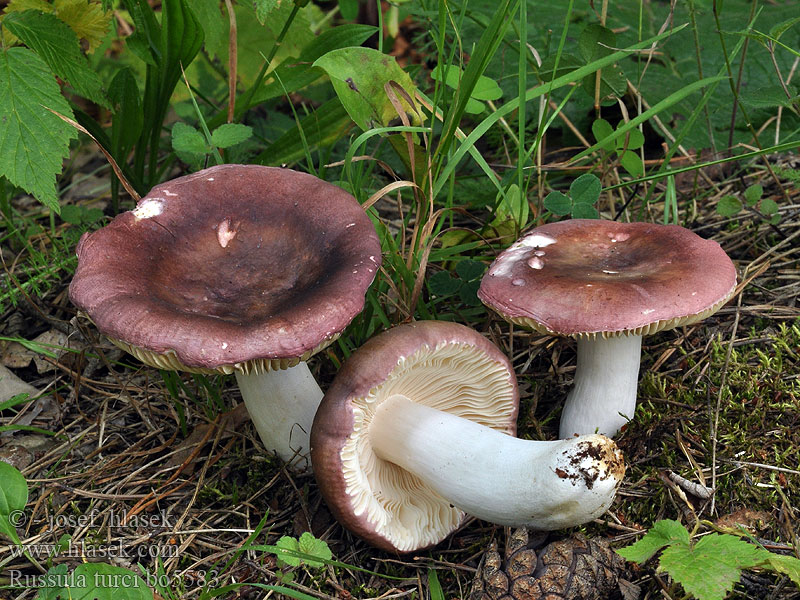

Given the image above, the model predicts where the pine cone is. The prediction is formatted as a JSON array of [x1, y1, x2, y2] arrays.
[[469, 529, 630, 600]]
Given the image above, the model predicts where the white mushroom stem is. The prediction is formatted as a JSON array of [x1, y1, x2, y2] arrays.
[[235, 362, 323, 469], [369, 395, 623, 529], [559, 334, 643, 439]]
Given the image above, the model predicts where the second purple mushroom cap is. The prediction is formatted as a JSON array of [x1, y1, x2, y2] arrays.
[[479, 219, 737, 438]]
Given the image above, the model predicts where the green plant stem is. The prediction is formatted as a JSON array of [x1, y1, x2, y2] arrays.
[[687, 0, 716, 153]]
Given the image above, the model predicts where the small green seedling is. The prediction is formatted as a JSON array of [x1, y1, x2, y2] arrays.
[[592, 118, 645, 177], [716, 183, 781, 224], [543, 173, 601, 218], [171, 122, 254, 167], [617, 519, 800, 600], [430, 64, 503, 114]]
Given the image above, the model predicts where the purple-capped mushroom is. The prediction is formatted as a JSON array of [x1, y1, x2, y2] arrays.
[[479, 219, 737, 438], [70, 164, 381, 468]]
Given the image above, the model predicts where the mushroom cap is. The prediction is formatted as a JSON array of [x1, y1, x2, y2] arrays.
[[69, 164, 382, 374], [478, 219, 737, 338], [310, 320, 519, 553]]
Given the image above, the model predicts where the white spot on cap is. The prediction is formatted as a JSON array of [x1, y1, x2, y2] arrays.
[[217, 219, 238, 248], [346, 222, 356, 228], [527, 256, 544, 270], [602, 269, 619, 274], [222, 342, 229, 349], [132, 198, 164, 220], [534, 250, 546, 257], [163, 189, 177, 197], [491, 233, 557, 277], [609, 231, 630, 243], [207, 177, 215, 181], [512, 278, 526, 286], [642, 309, 655, 315]]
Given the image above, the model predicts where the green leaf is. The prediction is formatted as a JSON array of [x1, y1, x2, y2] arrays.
[[543, 191, 571, 216], [254, 0, 280, 24], [296, 531, 332, 568], [0, 46, 77, 213], [716, 195, 742, 217], [762, 552, 800, 587], [463, 97, 486, 114], [314, 47, 419, 131], [54, 0, 112, 54], [769, 15, 800, 40], [192, 0, 227, 60], [455, 259, 486, 282], [274, 533, 332, 569], [107, 67, 142, 156], [571, 202, 600, 219], [458, 279, 483, 306], [338, 0, 359, 21], [492, 183, 528, 230], [618, 127, 645, 151], [760, 197, 779, 216], [428, 568, 445, 600], [211, 123, 253, 148], [35, 563, 151, 600], [740, 85, 794, 109], [0, 461, 28, 545], [431, 64, 502, 101], [617, 519, 690, 563], [428, 270, 461, 296], [619, 150, 644, 178], [744, 183, 763, 206], [570, 173, 602, 207], [578, 23, 616, 63], [659, 534, 764, 600], [171, 121, 208, 157], [591, 118, 615, 150], [3, 10, 108, 107]]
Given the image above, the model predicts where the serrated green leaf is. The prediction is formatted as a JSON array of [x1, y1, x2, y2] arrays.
[[659, 534, 764, 600], [211, 123, 253, 148], [254, 0, 281, 24], [0, 46, 77, 213], [313, 47, 419, 131], [455, 259, 486, 282], [192, 0, 227, 60], [760, 197, 779, 216], [744, 183, 763, 205], [0, 461, 28, 545], [617, 519, 690, 563], [570, 173, 602, 207], [296, 531, 332, 568], [54, 0, 111, 54], [543, 191, 571, 216], [762, 552, 800, 586], [716, 195, 742, 217], [740, 85, 794, 109], [3, 10, 108, 106], [428, 270, 461, 296], [619, 150, 644, 178], [172, 121, 208, 156], [591, 118, 615, 150]]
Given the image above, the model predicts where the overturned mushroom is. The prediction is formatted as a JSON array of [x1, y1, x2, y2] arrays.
[[311, 321, 625, 553], [478, 219, 736, 438], [70, 164, 381, 468]]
